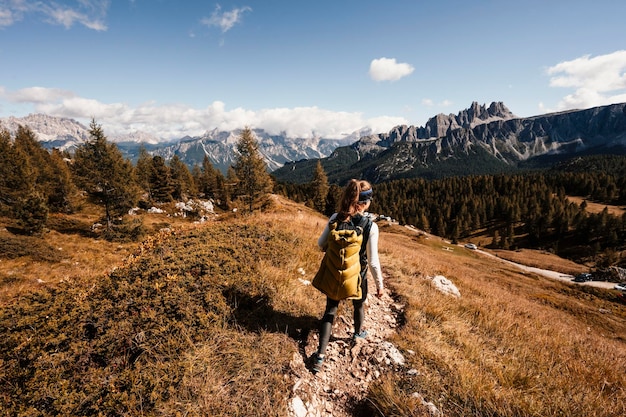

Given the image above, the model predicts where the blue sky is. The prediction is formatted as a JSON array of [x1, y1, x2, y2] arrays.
[[1, 0, 625, 141]]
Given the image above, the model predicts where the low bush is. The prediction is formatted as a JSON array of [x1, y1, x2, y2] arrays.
[[0, 222, 308, 416]]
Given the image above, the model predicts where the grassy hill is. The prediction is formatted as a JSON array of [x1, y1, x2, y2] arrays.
[[1, 195, 625, 416]]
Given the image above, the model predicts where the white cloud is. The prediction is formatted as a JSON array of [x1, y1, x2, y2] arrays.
[[421, 98, 452, 108], [2, 86, 406, 140], [8, 86, 75, 103], [201, 5, 252, 33], [0, 7, 15, 27], [0, 0, 108, 30], [547, 50, 626, 110], [369, 57, 414, 82]]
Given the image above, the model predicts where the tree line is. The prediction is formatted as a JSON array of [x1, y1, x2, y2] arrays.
[[0, 121, 272, 237], [276, 156, 626, 267]]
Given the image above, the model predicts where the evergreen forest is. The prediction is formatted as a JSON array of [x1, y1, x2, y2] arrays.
[[0, 122, 273, 239], [2, 120, 625, 268], [276, 155, 626, 269]]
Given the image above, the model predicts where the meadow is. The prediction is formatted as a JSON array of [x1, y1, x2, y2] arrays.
[[1, 195, 624, 416]]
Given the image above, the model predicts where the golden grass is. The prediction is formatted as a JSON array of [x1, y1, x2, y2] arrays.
[[567, 195, 626, 217], [2, 195, 625, 416], [370, 222, 626, 417], [488, 248, 591, 275]]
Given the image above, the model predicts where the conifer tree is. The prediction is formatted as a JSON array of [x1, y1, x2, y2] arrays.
[[15, 192, 48, 235], [149, 156, 173, 202], [72, 120, 138, 229], [232, 127, 273, 212], [0, 128, 23, 208], [47, 149, 76, 213], [169, 155, 196, 200], [199, 155, 222, 200], [135, 145, 153, 197], [311, 160, 329, 213], [224, 166, 238, 208]]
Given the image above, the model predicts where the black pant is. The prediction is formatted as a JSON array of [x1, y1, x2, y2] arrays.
[[317, 274, 367, 356]]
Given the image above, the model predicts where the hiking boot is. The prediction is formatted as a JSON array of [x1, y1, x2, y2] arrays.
[[352, 330, 368, 341], [311, 353, 324, 374]]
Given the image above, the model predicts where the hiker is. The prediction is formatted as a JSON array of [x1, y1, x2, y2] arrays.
[[311, 179, 384, 373]]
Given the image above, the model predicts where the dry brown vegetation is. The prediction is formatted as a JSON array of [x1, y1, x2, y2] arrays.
[[369, 222, 626, 416], [1, 195, 625, 416], [567, 196, 626, 217], [487, 248, 591, 276]]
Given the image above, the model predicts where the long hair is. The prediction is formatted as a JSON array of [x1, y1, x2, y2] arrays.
[[336, 179, 372, 221]]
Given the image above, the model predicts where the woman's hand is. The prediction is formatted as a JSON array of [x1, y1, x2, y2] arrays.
[[376, 288, 383, 298]]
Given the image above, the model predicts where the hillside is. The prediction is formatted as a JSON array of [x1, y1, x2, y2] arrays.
[[1, 195, 625, 416]]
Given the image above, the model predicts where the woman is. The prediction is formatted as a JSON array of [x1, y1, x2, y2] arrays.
[[312, 179, 384, 374]]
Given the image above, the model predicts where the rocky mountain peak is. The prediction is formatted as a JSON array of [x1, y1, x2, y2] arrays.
[[426, 101, 516, 139], [1, 113, 91, 142]]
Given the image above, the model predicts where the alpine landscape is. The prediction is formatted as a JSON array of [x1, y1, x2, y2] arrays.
[[1, 100, 626, 416], [2, 1, 626, 416]]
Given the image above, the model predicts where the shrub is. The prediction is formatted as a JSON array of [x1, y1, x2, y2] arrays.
[[15, 192, 49, 235], [0, 221, 302, 416]]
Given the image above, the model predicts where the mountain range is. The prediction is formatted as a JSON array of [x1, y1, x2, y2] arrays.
[[272, 101, 626, 184], [2, 101, 626, 182], [0, 113, 357, 174]]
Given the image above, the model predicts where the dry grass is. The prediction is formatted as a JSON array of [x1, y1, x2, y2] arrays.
[[567, 195, 626, 217], [0, 205, 197, 305], [2, 195, 625, 416], [488, 248, 591, 275], [368, 222, 626, 417]]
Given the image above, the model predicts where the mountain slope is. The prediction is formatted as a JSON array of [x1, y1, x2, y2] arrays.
[[273, 102, 626, 184], [1, 196, 624, 416]]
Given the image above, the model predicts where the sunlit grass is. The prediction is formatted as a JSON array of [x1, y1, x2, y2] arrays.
[[2, 195, 625, 416], [368, 223, 626, 417]]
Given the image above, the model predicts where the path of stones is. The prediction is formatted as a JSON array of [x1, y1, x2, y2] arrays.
[[287, 276, 438, 417]]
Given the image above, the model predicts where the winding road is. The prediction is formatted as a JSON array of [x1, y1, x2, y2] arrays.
[[470, 247, 617, 290]]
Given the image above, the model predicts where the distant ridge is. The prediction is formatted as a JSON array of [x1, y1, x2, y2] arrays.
[[272, 102, 626, 184], [5, 102, 626, 180], [0, 114, 357, 173]]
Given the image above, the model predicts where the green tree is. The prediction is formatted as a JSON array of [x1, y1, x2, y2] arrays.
[[72, 120, 138, 229], [134, 145, 153, 198], [224, 166, 238, 209], [169, 155, 196, 200], [199, 155, 223, 200], [0, 127, 33, 209], [1, 126, 75, 221], [47, 149, 76, 213], [15, 192, 49, 235], [310, 160, 329, 213], [232, 127, 273, 212], [148, 156, 173, 202]]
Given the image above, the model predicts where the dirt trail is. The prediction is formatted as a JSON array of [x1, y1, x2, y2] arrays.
[[287, 276, 414, 417]]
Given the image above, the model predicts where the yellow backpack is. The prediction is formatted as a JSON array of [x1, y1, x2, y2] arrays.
[[312, 215, 370, 300]]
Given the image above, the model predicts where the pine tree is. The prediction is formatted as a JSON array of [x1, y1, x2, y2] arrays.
[[134, 145, 153, 198], [224, 166, 238, 209], [0, 128, 26, 208], [232, 127, 273, 212], [15, 192, 48, 235], [169, 155, 196, 200], [311, 160, 329, 213], [47, 149, 76, 213], [10, 126, 76, 213], [325, 184, 342, 217], [71, 120, 138, 229], [149, 156, 173, 202], [199, 155, 223, 200]]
